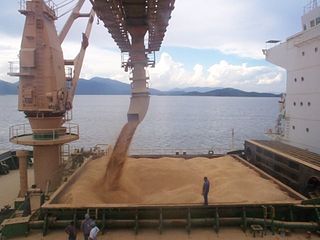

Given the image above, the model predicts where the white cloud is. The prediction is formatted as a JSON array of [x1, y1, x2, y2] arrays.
[[257, 72, 282, 85], [1, 0, 297, 92], [0, 34, 128, 83], [62, 42, 127, 81], [0, 31, 285, 93], [164, 0, 303, 59], [149, 53, 186, 89], [149, 53, 285, 92]]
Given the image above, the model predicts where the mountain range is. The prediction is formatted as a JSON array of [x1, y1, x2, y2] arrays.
[[0, 77, 280, 97]]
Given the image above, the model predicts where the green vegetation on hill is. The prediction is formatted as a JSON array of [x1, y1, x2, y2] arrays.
[[0, 78, 280, 97]]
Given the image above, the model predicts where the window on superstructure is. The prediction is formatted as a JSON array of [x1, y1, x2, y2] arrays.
[[294, 78, 297, 82], [301, 77, 304, 81], [310, 20, 315, 27], [316, 17, 320, 25], [292, 125, 295, 130], [316, 47, 318, 53], [306, 128, 309, 132], [300, 102, 303, 106], [308, 102, 311, 106], [302, 51, 305, 56], [303, 24, 307, 30], [293, 102, 296, 106]]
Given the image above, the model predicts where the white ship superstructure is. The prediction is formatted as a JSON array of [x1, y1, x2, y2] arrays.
[[264, 0, 320, 154]]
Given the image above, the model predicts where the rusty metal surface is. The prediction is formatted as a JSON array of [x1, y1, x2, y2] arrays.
[[91, 0, 175, 52], [252, 140, 320, 168]]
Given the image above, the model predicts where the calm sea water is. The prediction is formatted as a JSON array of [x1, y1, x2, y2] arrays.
[[0, 95, 279, 154]]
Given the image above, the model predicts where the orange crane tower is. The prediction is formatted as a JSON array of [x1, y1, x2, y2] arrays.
[[9, 0, 95, 192]]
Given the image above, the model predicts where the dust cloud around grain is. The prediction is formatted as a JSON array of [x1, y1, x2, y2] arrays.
[[57, 155, 295, 205]]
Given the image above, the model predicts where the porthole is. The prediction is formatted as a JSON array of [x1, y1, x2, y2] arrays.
[[292, 126, 295, 130], [300, 102, 303, 106], [306, 128, 309, 132]]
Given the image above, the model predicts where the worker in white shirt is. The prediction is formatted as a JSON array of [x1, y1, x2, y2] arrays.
[[88, 221, 100, 240]]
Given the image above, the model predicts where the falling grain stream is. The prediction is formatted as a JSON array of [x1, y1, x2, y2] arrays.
[[104, 120, 139, 190]]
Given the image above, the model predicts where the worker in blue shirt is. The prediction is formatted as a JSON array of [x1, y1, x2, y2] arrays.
[[202, 176, 210, 205]]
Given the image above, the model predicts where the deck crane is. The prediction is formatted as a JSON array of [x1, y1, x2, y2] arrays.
[[8, 0, 95, 192]]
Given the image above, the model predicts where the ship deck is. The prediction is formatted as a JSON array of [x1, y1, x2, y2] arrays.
[[38, 155, 318, 237], [6, 154, 318, 238]]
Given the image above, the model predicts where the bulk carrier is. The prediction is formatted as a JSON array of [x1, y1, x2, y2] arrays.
[[245, 0, 320, 198], [0, 0, 319, 239]]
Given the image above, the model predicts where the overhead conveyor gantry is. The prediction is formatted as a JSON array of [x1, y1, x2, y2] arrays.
[[90, 0, 175, 122], [90, 0, 175, 52]]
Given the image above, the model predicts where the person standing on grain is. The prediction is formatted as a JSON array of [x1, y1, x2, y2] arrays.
[[65, 221, 77, 240], [202, 176, 210, 205]]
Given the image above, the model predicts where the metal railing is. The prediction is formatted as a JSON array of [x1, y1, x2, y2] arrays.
[[8, 60, 34, 77], [19, 0, 58, 17], [7, 61, 20, 75], [9, 123, 30, 140], [9, 123, 79, 140], [19, 0, 27, 11], [65, 66, 73, 81], [130, 147, 233, 156], [304, 0, 319, 13], [61, 144, 71, 163], [121, 51, 156, 72]]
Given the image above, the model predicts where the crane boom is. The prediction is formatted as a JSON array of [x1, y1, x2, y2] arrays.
[[64, 8, 95, 109], [58, 0, 87, 44]]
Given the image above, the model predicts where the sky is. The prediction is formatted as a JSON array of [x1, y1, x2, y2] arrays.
[[0, 0, 310, 92]]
